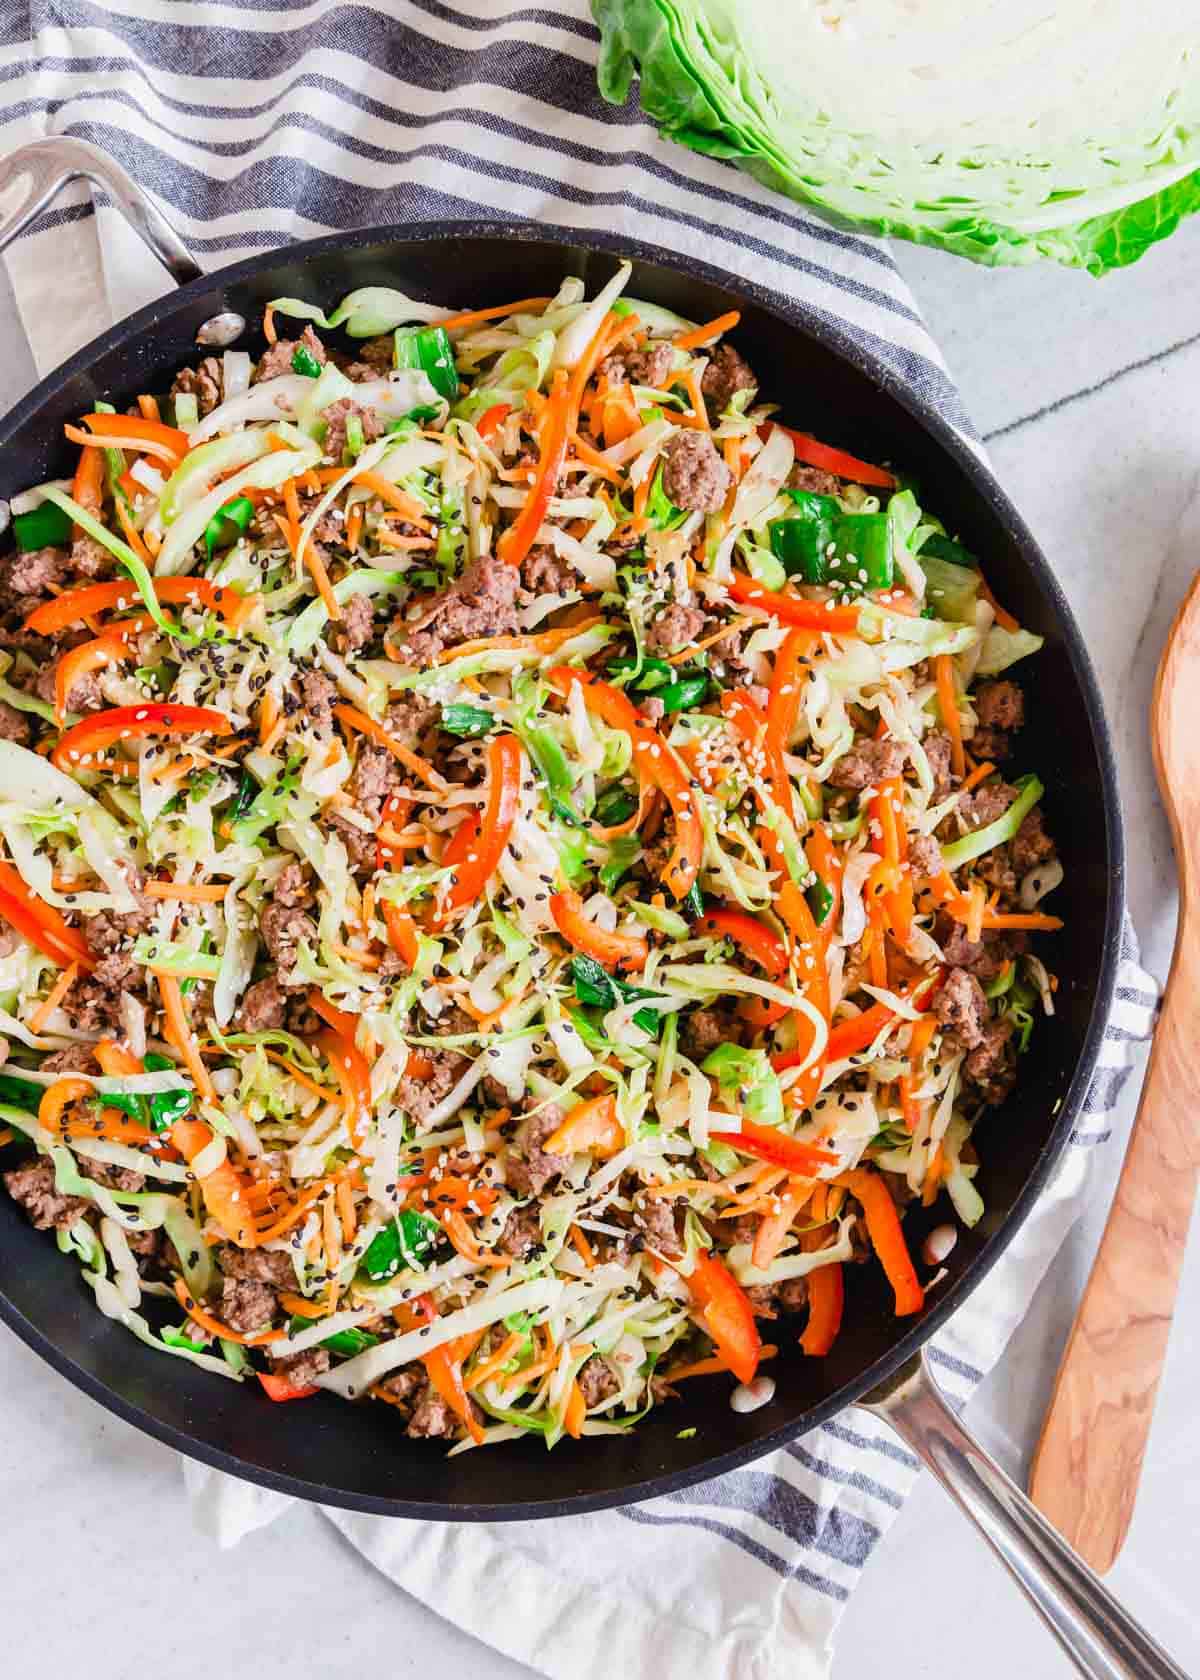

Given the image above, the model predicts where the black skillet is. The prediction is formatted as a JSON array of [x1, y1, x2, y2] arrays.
[[0, 136, 1177, 1680]]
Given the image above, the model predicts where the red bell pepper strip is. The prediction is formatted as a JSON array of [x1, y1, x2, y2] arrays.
[[52, 703, 233, 774], [684, 1251, 761, 1386], [316, 1028, 372, 1150], [410, 1295, 485, 1445], [799, 975, 940, 1068], [72, 437, 105, 529], [727, 572, 862, 634], [766, 422, 895, 491], [433, 733, 522, 926], [475, 402, 512, 442], [548, 668, 703, 899], [837, 1168, 924, 1316], [375, 791, 413, 870], [83, 411, 190, 462], [381, 902, 421, 970], [52, 632, 133, 725], [306, 989, 360, 1039], [0, 860, 95, 970], [697, 904, 790, 1028], [563, 1378, 587, 1438], [550, 888, 648, 973], [805, 824, 843, 930], [258, 1372, 320, 1401], [23, 576, 257, 637], [440, 808, 481, 872], [765, 627, 820, 816], [707, 1116, 838, 1175], [497, 369, 571, 572], [697, 908, 787, 976], [800, 1260, 844, 1356]]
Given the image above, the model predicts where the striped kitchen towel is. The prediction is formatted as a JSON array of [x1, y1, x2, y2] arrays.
[[0, 4, 1159, 1677]]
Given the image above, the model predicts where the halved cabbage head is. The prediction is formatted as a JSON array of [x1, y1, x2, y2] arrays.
[[594, 0, 1200, 273]]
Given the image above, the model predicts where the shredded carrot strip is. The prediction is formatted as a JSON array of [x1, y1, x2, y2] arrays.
[[144, 880, 228, 902], [154, 969, 216, 1104], [277, 497, 340, 620], [432, 619, 602, 663], [465, 1332, 522, 1391], [63, 423, 179, 464], [499, 1353, 558, 1396], [665, 1345, 778, 1382], [0, 1128, 14, 1149], [434, 296, 553, 334], [978, 573, 1019, 633], [29, 961, 79, 1033], [566, 431, 624, 485], [258, 689, 279, 747], [278, 1291, 329, 1319], [332, 703, 448, 792], [667, 613, 753, 666], [329, 940, 382, 970], [965, 878, 987, 945], [959, 758, 996, 794], [322, 1194, 343, 1279], [922, 1143, 946, 1207], [114, 498, 155, 566], [375, 530, 435, 551], [253, 1178, 334, 1243], [673, 310, 740, 351], [345, 502, 363, 550], [261, 1050, 338, 1106], [563, 1378, 587, 1438], [353, 471, 433, 528], [679, 366, 709, 430], [568, 1224, 597, 1268], [336, 1177, 357, 1244], [263, 305, 277, 345], [934, 654, 966, 779], [137, 394, 161, 422], [979, 910, 1065, 932], [442, 1207, 511, 1269], [174, 1278, 285, 1347]]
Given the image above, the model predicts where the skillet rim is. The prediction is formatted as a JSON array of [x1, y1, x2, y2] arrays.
[[0, 218, 1126, 1519]]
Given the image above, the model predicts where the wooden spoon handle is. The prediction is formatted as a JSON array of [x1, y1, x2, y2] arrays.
[[1029, 924, 1199, 1573]]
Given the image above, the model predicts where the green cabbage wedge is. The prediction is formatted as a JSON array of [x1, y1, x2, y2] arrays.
[[594, 0, 1200, 274]]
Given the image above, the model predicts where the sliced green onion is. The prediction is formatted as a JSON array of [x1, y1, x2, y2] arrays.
[[292, 344, 324, 378], [393, 326, 459, 401], [441, 703, 495, 738], [203, 494, 255, 561]]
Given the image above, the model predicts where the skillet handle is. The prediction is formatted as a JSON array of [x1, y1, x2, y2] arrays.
[[0, 137, 202, 285], [858, 1351, 1187, 1680]]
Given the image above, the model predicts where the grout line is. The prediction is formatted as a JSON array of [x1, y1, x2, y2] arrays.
[[983, 324, 1200, 442]]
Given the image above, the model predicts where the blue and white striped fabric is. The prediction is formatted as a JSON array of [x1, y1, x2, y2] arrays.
[[0, 4, 1158, 1675]]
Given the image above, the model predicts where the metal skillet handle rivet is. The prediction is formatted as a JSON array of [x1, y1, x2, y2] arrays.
[[195, 311, 247, 348]]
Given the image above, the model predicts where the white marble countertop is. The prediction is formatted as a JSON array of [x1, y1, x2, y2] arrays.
[[3, 223, 1200, 1679]]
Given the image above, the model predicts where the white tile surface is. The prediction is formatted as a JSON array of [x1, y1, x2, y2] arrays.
[[2, 222, 1199, 1679]]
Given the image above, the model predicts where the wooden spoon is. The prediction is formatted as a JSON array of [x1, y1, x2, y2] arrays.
[[1028, 569, 1200, 1574]]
